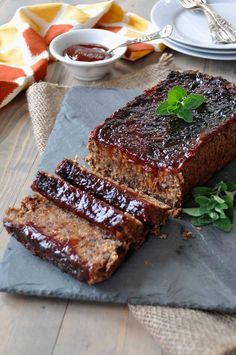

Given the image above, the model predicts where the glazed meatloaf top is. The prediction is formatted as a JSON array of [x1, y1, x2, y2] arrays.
[[90, 71, 236, 173]]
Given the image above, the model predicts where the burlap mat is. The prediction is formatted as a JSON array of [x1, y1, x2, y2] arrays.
[[27, 55, 236, 355]]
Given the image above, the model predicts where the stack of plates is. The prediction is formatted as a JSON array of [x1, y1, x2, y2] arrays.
[[151, 0, 236, 60]]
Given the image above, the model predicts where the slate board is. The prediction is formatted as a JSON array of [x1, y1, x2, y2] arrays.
[[1, 86, 236, 311]]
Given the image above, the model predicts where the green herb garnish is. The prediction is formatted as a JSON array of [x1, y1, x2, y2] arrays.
[[156, 86, 206, 123], [183, 181, 236, 232]]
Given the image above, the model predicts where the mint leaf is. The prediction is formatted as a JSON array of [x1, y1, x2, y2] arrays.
[[192, 186, 212, 196], [200, 205, 211, 214], [156, 85, 206, 123], [167, 86, 187, 103], [195, 196, 209, 205], [183, 94, 205, 110], [215, 209, 227, 219], [183, 180, 236, 233], [156, 102, 180, 116], [226, 206, 234, 222], [209, 211, 219, 220], [156, 101, 171, 115], [215, 181, 227, 193], [213, 217, 232, 232], [213, 195, 225, 204], [215, 203, 228, 210], [167, 102, 181, 113], [182, 208, 203, 217], [223, 194, 234, 207], [225, 182, 236, 191], [192, 215, 212, 226], [177, 108, 193, 123], [226, 191, 236, 201]]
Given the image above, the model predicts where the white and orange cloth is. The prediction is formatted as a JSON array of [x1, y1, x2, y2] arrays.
[[0, 1, 165, 108]]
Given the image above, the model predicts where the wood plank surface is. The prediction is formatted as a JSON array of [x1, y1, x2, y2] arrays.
[[0, 0, 235, 354]]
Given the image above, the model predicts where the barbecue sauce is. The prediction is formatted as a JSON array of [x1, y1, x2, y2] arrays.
[[64, 43, 112, 62]]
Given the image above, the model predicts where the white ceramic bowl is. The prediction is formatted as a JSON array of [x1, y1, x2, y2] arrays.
[[49, 29, 127, 81]]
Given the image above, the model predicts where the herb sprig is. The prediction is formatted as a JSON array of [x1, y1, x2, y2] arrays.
[[156, 86, 206, 123], [183, 181, 236, 232]]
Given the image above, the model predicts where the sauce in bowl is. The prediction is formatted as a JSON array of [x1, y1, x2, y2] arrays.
[[64, 43, 112, 62]]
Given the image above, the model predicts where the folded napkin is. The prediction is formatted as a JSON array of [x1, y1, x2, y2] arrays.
[[0, 0, 165, 108], [27, 58, 236, 355]]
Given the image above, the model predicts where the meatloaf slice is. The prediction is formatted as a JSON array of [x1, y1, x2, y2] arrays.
[[56, 158, 170, 225], [3, 195, 130, 284], [88, 70, 236, 207], [31, 171, 147, 247]]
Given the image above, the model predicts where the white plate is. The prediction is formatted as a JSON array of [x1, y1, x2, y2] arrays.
[[163, 38, 236, 60], [167, 38, 236, 54], [151, 0, 236, 50]]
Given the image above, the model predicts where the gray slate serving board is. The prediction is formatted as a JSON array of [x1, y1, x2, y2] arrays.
[[0, 87, 236, 311]]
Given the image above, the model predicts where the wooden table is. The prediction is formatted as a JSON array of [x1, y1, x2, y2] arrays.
[[0, 1, 235, 354]]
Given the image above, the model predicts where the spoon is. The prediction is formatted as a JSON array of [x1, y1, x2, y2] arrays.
[[66, 25, 173, 62], [107, 24, 173, 54]]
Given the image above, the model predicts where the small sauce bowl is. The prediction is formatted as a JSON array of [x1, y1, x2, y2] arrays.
[[49, 29, 127, 81]]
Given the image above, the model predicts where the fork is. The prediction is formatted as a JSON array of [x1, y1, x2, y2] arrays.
[[179, 0, 236, 43]]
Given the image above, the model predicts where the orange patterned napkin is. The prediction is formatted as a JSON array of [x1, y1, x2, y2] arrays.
[[0, 1, 165, 108]]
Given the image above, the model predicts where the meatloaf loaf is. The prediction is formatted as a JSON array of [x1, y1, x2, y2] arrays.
[[88, 71, 236, 207], [3, 195, 130, 284], [56, 158, 170, 225], [31, 171, 147, 247]]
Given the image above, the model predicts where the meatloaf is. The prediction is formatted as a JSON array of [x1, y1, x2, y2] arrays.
[[31, 171, 147, 247], [3, 195, 130, 284], [56, 158, 170, 225], [88, 70, 236, 207]]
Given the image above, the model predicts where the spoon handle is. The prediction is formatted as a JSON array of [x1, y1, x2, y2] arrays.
[[107, 25, 173, 53], [125, 24, 173, 46]]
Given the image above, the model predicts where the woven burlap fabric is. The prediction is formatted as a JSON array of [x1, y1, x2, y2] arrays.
[[27, 55, 236, 355]]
